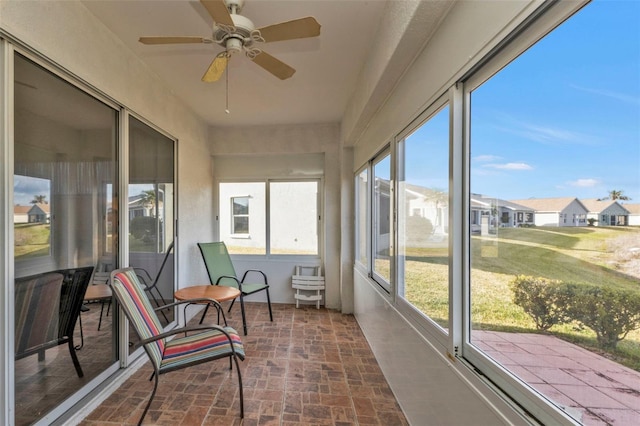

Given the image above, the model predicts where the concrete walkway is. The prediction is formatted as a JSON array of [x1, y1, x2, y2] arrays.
[[475, 331, 640, 425]]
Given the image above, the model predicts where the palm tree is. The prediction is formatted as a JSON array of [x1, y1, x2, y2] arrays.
[[599, 190, 631, 201], [30, 194, 47, 204], [139, 189, 156, 210]]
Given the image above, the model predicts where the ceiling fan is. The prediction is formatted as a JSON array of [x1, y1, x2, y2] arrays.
[[139, 0, 321, 82]]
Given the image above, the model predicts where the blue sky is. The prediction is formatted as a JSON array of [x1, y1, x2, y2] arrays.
[[406, 0, 639, 203], [470, 0, 640, 202]]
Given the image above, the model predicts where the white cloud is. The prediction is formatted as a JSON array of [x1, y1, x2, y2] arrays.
[[492, 112, 599, 146], [473, 154, 502, 162], [483, 162, 533, 170], [571, 85, 640, 106], [568, 178, 600, 188]]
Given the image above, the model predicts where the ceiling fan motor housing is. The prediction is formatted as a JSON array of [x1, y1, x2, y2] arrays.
[[214, 13, 256, 49]]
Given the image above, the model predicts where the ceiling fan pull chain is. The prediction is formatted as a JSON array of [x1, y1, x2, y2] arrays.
[[225, 56, 230, 114]]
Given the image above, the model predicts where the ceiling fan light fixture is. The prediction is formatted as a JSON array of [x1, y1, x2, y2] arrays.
[[225, 37, 243, 55]]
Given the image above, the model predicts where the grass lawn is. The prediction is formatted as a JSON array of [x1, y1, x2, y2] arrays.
[[14, 223, 50, 259], [403, 226, 640, 371]]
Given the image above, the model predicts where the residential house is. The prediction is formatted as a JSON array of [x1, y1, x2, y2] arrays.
[[581, 198, 630, 226], [27, 202, 49, 223], [1, 1, 637, 426], [471, 194, 535, 234], [510, 197, 589, 227], [13, 205, 29, 224], [402, 182, 449, 244], [625, 203, 640, 226]]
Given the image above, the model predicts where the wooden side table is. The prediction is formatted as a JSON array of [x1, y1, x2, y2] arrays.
[[174, 285, 240, 303], [174, 285, 240, 326]]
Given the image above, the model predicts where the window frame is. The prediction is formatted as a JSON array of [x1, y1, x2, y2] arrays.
[[370, 146, 393, 293], [394, 95, 452, 347], [217, 178, 322, 258], [355, 166, 370, 271]]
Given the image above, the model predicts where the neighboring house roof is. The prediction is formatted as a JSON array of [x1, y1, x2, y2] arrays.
[[580, 199, 630, 214], [510, 197, 587, 213], [28, 203, 50, 214], [14, 205, 31, 215], [403, 183, 447, 201], [471, 194, 534, 211], [622, 203, 640, 214], [129, 194, 149, 209]]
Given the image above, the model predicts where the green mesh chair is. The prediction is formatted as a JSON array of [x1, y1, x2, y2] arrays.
[[198, 242, 273, 335], [110, 268, 245, 425]]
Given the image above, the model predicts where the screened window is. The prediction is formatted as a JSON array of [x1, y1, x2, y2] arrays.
[[270, 181, 318, 255], [467, 0, 640, 423], [372, 152, 392, 287], [397, 104, 450, 331], [219, 180, 320, 255]]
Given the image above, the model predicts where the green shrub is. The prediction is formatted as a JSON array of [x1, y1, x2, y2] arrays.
[[130, 216, 157, 240], [561, 283, 640, 350], [406, 215, 434, 241], [510, 275, 566, 331]]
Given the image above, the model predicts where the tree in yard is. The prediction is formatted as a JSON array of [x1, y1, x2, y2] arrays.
[[599, 190, 631, 201], [139, 189, 156, 210], [30, 195, 47, 204]]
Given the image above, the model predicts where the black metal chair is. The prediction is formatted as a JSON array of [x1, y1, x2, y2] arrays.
[[134, 241, 174, 323], [15, 266, 94, 377]]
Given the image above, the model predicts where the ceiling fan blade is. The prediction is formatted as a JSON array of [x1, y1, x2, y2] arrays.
[[257, 17, 321, 43], [200, 0, 234, 26], [139, 36, 207, 45], [251, 51, 295, 80], [202, 54, 229, 82]]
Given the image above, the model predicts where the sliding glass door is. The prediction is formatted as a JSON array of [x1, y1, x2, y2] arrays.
[[127, 116, 176, 353], [13, 52, 118, 425]]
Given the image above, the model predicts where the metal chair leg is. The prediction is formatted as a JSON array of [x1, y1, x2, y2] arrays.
[[139, 369, 160, 425], [232, 355, 244, 418]]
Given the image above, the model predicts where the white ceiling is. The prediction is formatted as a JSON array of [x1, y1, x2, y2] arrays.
[[81, 0, 390, 128]]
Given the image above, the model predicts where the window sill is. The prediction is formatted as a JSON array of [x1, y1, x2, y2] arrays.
[[230, 234, 251, 239]]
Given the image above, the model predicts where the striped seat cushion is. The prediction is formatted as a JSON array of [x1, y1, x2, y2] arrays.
[[160, 326, 245, 372], [112, 269, 165, 366]]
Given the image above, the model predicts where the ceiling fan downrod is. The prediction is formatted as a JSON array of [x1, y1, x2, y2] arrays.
[[225, 0, 244, 15]]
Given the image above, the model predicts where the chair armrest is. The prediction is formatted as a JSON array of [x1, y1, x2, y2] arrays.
[[241, 269, 268, 284], [139, 324, 236, 349], [155, 298, 223, 312], [215, 275, 246, 293]]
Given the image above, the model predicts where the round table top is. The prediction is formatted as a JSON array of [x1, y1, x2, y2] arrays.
[[174, 285, 240, 303]]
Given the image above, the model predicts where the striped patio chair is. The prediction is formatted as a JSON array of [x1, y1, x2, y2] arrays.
[[110, 268, 245, 425]]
